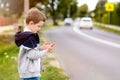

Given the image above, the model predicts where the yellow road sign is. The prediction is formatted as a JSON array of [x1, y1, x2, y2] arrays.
[[105, 2, 114, 12]]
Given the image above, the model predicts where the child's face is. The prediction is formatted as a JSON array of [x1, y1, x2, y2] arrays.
[[29, 21, 44, 33]]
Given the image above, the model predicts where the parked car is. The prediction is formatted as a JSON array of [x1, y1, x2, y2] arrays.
[[78, 17, 93, 29], [64, 18, 73, 26]]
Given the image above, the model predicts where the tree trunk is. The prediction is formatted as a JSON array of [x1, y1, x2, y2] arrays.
[[51, 0, 58, 25]]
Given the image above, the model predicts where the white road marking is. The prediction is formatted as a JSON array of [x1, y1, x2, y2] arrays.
[[73, 27, 120, 48]]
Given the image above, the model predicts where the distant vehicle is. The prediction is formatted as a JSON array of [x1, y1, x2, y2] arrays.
[[75, 17, 81, 22], [64, 18, 73, 26], [78, 17, 93, 29]]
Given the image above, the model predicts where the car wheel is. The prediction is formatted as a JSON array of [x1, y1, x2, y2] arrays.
[[79, 27, 82, 29], [90, 27, 93, 30]]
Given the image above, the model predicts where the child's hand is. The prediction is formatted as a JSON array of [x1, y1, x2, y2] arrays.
[[41, 43, 55, 52]]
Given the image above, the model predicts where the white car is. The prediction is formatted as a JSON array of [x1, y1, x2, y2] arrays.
[[78, 17, 93, 29], [64, 18, 73, 26]]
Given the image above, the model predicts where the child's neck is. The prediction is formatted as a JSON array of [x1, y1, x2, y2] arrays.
[[24, 26, 32, 32]]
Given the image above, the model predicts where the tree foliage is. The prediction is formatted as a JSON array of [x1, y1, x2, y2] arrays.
[[93, 1, 120, 26], [94, 0, 107, 22], [111, 2, 120, 26], [0, 0, 78, 25], [57, 0, 77, 18], [78, 4, 88, 17], [116, 3, 120, 17]]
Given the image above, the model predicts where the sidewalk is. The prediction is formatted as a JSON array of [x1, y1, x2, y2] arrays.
[[94, 22, 120, 31], [0, 25, 14, 33]]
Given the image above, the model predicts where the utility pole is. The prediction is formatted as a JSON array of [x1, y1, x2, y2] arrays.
[[24, 0, 29, 15], [24, 0, 29, 25], [67, 5, 70, 18]]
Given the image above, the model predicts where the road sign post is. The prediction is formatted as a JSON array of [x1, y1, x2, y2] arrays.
[[105, 2, 114, 24]]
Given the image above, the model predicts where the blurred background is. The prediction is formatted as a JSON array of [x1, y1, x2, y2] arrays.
[[0, 0, 120, 80], [0, 0, 120, 26]]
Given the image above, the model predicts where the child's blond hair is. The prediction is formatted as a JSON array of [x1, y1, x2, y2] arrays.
[[25, 7, 46, 24]]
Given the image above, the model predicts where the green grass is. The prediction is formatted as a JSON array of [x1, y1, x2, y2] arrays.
[[41, 66, 68, 80], [0, 35, 20, 80], [94, 24, 120, 35], [41, 56, 68, 80], [41, 22, 54, 32], [42, 56, 55, 66]]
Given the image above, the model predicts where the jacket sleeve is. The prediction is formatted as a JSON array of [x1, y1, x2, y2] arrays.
[[26, 48, 47, 60]]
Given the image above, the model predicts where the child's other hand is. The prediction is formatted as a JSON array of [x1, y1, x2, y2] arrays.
[[41, 43, 55, 52]]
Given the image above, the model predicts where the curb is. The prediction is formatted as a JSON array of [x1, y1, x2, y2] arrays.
[[94, 22, 120, 31]]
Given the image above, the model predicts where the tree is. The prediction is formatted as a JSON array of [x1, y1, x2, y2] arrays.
[[57, 0, 77, 19], [94, 0, 107, 22], [48, 0, 59, 25], [116, 2, 120, 17], [111, 2, 120, 26], [94, 1, 120, 26], [78, 4, 88, 17], [69, 1, 78, 18], [46, 0, 77, 25], [30, 0, 59, 25], [0, 0, 47, 18], [0, 0, 78, 25]]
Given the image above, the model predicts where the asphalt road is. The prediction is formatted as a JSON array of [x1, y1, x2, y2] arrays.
[[44, 26, 120, 80]]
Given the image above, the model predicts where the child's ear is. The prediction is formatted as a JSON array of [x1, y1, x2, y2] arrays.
[[29, 21, 34, 25]]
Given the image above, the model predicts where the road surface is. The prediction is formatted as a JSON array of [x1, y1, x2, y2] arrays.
[[44, 26, 120, 80]]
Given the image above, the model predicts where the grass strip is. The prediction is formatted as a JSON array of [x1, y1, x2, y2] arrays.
[[94, 24, 120, 35]]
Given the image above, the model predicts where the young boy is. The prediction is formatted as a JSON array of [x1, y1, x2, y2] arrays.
[[15, 8, 54, 80]]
